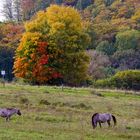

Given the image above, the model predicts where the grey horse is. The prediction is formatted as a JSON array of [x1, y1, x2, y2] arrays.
[[0, 108, 21, 121], [92, 113, 117, 129]]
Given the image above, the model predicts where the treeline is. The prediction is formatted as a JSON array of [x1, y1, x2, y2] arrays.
[[0, 0, 140, 89], [2, 0, 92, 22]]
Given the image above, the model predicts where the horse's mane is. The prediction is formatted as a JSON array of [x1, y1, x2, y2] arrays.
[[92, 113, 99, 118], [6, 108, 15, 110]]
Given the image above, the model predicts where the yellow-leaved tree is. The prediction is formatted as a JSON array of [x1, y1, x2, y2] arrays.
[[13, 5, 90, 85]]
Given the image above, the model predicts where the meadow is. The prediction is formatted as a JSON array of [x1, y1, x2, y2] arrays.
[[0, 83, 140, 140]]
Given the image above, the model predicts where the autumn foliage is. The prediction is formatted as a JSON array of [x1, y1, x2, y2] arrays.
[[13, 5, 89, 85], [13, 32, 63, 84], [1, 0, 140, 88]]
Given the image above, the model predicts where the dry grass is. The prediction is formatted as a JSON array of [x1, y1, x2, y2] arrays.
[[0, 84, 140, 140]]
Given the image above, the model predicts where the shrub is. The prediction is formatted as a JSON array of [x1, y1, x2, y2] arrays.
[[112, 70, 140, 90], [94, 78, 115, 88], [94, 70, 140, 90], [71, 103, 92, 109], [19, 97, 29, 104], [39, 99, 51, 105]]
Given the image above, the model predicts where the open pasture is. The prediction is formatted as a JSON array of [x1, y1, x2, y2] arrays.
[[0, 84, 140, 140]]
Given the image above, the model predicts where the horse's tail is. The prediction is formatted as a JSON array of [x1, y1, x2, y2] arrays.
[[111, 115, 117, 126]]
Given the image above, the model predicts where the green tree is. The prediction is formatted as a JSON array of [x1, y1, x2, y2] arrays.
[[76, 0, 92, 10], [115, 29, 140, 50], [96, 40, 116, 55]]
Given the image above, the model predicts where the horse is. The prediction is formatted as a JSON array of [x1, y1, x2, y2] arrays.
[[91, 113, 117, 129], [0, 108, 21, 121]]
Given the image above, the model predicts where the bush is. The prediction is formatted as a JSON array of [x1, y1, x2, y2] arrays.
[[94, 78, 115, 88], [19, 97, 29, 104], [94, 70, 140, 90], [112, 70, 140, 90], [39, 99, 51, 105]]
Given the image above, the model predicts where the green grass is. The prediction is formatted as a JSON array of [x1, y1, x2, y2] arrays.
[[0, 83, 140, 140]]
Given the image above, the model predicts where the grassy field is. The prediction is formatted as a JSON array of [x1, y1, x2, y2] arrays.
[[0, 84, 140, 140]]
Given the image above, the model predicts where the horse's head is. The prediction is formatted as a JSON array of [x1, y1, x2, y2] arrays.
[[92, 119, 97, 129], [92, 123, 96, 129], [17, 109, 21, 116], [92, 113, 98, 129]]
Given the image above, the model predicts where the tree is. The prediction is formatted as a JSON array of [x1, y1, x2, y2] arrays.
[[0, 23, 24, 50], [0, 46, 14, 80], [13, 32, 54, 84], [13, 0, 22, 22], [96, 40, 116, 56], [64, 0, 78, 6], [112, 49, 140, 70], [0, 23, 24, 80], [76, 0, 92, 10], [104, 0, 115, 6], [115, 29, 140, 51], [116, 5, 134, 19], [35, 0, 51, 11], [131, 9, 140, 30], [20, 0, 36, 21], [13, 5, 90, 85], [55, 0, 63, 5], [88, 50, 111, 80], [3, 0, 14, 21]]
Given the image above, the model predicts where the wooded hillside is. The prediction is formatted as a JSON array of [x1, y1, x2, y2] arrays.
[[0, 0, 140, 89]]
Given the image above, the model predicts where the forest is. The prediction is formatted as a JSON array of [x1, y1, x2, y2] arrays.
[[0, 0, 140, 90]]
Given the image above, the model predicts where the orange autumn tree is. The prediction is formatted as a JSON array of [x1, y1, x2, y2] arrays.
[[13, 32, 62, 84], [13, 5, 90, 85]]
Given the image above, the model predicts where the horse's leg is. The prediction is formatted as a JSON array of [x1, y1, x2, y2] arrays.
[[6, 116, 10, 122], [99, 122, 102, 128], [107, 120, 111, 127], [6, 117, 9, 122]]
